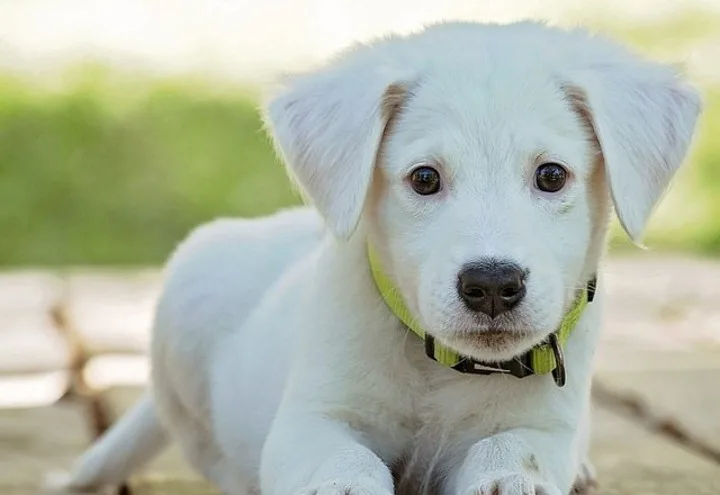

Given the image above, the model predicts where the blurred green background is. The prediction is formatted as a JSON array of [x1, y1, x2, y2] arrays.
[[2, 7, 719, 267]]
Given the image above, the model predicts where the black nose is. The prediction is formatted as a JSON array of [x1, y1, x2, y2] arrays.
[[457, 261, 527, 318]]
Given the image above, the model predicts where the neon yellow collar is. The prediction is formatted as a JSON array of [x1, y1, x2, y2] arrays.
[[367, 245, 595, 387]]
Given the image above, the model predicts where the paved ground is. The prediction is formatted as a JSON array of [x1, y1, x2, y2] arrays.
[[1, 254, 720, 493]]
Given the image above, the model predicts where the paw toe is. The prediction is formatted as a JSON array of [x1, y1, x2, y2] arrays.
[[469, 473, 560, 495]]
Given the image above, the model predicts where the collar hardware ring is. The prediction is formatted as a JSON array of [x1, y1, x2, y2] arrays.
[[549, 333, 566, 387]]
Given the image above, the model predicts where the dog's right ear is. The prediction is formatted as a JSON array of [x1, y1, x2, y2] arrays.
[[263, 57, 413, 239], [561, 33, 702, 243]]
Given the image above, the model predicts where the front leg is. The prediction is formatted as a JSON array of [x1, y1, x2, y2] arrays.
[[260, 411, 394, 495], [450, 428, 577, 495]]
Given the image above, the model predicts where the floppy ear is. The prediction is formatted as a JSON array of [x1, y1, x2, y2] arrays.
[[564, 48, 702, 242], [262, 57, 413, 239]]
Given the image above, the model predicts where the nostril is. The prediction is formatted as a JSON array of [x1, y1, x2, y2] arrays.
[[500, 286, 520, 298], [499, 278, 525, 299], [462, 285, 487, 299]]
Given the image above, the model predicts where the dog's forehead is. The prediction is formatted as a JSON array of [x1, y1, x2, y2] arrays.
[[389, 68, 584, 174], [385, 21, 584, 138], [376, 23, 599, 178], [409, 63, 567, 126]]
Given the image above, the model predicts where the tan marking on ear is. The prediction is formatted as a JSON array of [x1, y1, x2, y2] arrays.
[[563, 84, 612, 271], [379, 82, 411, 154], [382, 82, 410, 121], [367, 83, 412, 238], [377, 83, 412, 166], [562, 84, 601, 154]]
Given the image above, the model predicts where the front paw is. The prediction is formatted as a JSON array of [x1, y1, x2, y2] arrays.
[[465, 472, 562, 495], [297, 479, 393, 495]]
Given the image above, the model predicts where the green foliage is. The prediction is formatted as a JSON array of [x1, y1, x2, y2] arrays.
[[0, 71, 298, 266], [1, 21, 719, 266]]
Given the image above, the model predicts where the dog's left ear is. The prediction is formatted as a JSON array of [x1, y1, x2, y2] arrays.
[[564, 44, 702, 242], [263, 58, 412, 239]]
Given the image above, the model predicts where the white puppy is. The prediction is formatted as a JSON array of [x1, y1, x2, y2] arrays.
[[51, 21, 701, 495]]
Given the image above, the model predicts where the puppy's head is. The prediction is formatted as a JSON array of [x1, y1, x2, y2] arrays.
[[263, 22, 701, 362]]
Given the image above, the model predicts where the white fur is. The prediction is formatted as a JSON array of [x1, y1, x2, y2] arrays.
[[50, 21, 700, 495]]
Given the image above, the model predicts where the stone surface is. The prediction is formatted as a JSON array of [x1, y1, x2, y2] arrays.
[[601, 255, 720, 352], [0, 399, 90, 494], [595, 256, 720, 456], [131, 479, 220, 494], [0, 272, 70, 374], [0, 371, 71, 409], [65, 270, 162, 356], [595, 347, 720, 373], [83, 354, 150, 391], [590, 403, 720, 494], [596, 351, 720, 454]]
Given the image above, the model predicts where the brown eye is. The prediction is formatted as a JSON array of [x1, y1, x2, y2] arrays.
[[410, 166, 442, 195], [535, 163, 568, 193]]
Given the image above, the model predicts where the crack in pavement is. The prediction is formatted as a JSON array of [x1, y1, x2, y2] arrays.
[[50, 290, 133, 495], [592, 380, 720, 466]]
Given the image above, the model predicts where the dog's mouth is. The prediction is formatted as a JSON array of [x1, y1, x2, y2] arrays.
[[437, 326, 544, 362], [461, 328, 535, 351]]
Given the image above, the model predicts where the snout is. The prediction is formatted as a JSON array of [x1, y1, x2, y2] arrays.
[[457, 260, 527, 318]]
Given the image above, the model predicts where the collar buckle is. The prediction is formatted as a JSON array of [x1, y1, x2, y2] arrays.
[[450, 354, 534, 377], [549, 333, 566, 387], [587, 275, 597, 302]]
